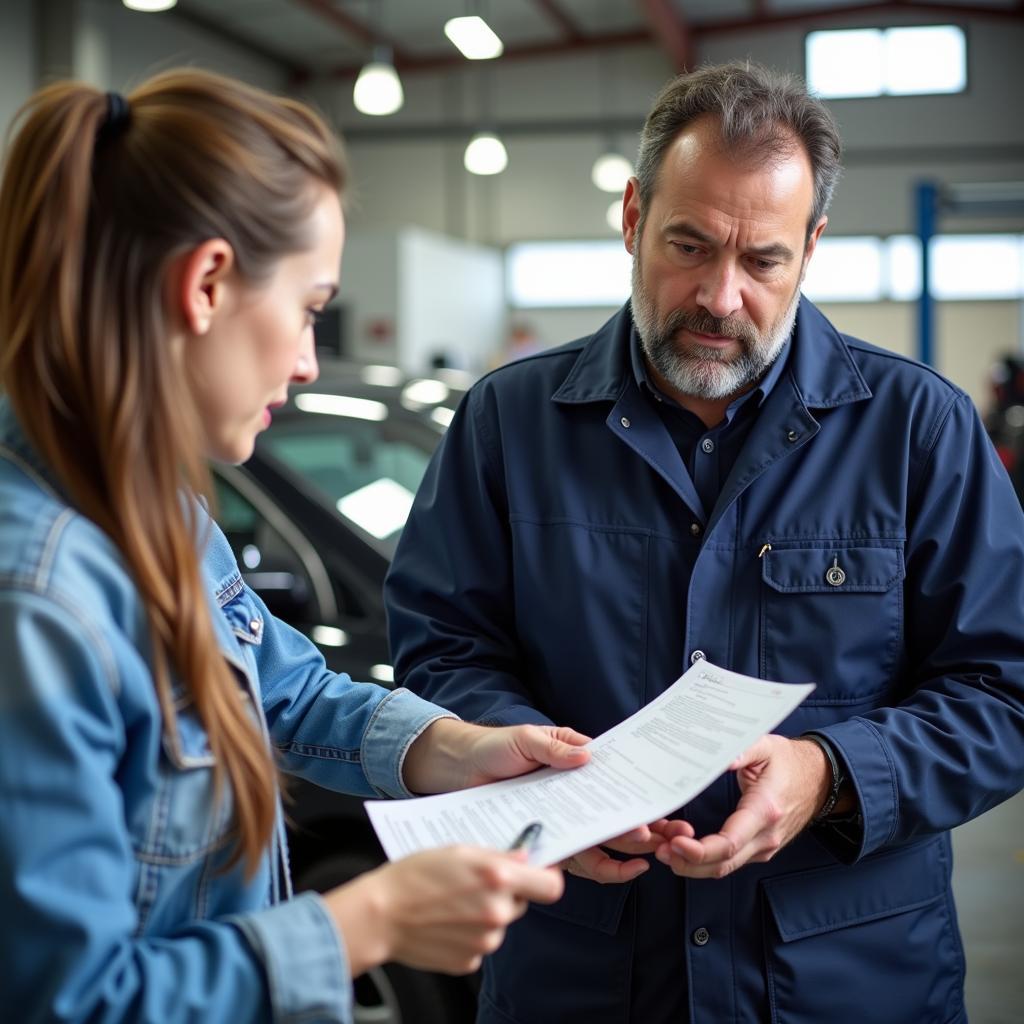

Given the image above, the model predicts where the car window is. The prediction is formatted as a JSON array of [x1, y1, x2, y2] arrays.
[[260, 416, 436, 551], [212, 473, 322, 624]]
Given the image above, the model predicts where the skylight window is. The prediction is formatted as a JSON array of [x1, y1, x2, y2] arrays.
[[807, 25, 966, 99]]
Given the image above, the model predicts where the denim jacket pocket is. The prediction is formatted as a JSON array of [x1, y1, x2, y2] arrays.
[[219, 584, 265, 648], [759, 542, 905, 702]]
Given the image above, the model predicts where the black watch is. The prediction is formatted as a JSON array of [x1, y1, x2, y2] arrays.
[[802, 733, 846, 822]]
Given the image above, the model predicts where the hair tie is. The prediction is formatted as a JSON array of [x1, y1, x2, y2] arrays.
[[98, 91, 131, 142]]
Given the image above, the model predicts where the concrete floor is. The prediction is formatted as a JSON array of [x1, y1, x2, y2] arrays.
[[952, 788, 1024, 1023]]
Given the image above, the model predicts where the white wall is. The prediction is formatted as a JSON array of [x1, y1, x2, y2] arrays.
[[399, 228, 504, 374], [335, 231, 402, 366], [338, 228, 504, 375]]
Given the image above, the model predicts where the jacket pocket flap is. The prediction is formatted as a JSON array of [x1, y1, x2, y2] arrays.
[[531, 873, 633, 935], [762, 545, 904, 594], [762, 837, 946, 942]]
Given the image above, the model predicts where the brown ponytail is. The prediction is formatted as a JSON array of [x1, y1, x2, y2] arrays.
[[0, 70, 346, 876]]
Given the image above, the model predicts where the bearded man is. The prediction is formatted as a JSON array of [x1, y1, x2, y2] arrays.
[[385, 61, 1024, 1024]]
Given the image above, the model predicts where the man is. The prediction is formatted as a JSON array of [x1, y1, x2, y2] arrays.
[[385, 62, 1024, 1023]]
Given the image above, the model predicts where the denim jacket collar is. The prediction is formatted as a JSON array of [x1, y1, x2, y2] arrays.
[[0, 397, 67, 499]]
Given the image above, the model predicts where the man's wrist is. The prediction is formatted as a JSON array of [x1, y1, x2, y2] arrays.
[[800, 733, 855, 820]]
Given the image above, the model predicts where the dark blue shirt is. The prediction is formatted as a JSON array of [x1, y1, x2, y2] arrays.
[[630, 326, 790, 520]]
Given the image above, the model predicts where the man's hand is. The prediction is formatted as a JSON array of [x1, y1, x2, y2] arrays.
[[654, 735, 831, 879], [561, 820, 690, 884], [403, 719, 591, 794]]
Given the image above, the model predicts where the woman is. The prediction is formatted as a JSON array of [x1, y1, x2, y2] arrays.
[[0, 69, 591, 1022]]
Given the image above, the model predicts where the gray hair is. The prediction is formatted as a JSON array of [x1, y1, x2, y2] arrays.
[[635, 61, 842, 238]]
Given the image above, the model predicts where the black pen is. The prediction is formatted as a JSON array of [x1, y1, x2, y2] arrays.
[[507, 822, 543, 854]]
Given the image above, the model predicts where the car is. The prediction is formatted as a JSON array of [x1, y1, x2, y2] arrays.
[[211, 361, 477, 1024]]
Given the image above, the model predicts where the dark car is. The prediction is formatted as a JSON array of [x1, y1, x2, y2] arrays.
[[211, 361, 476, 1024]]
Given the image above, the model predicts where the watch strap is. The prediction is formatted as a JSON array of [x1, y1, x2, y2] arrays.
[[801, 732, 844, 822]]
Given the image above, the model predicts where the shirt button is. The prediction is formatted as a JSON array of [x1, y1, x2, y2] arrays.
[[786, 429, 800, 443], [250, 619, 262, 634], [690, 650, 706, 664], [689, 522, 702, 537], [692, 926, 710, 946], [621, 416, 631, 428]]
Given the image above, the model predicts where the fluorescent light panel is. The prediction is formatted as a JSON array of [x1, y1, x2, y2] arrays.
[[337, 478, 415, 539], [444, 16, 504, 59], [295, 393, 388, 421]]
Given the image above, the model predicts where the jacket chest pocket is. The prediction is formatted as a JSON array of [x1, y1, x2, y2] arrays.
[[759, 542, 904, 701], [219, 583, 265, 680]]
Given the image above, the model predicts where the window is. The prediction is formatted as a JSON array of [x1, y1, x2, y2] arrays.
[[213, 472, 321, 623], [806, 25, 966, 99], [801, 234, 1024, 303], [801, 236, 885, 302], [506, 240, 631, 308]]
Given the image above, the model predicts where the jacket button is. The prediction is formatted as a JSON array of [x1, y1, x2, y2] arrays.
[[692, 926, 710, 946], [620, 416, 631, 428], [786, 429, 799, 443], [701, 437, 715, 454], [690, 650, 706, 664], [689, 522, 702, 537]]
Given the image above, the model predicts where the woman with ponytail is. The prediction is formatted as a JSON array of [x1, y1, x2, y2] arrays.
[[0, 69, 595, 1022]]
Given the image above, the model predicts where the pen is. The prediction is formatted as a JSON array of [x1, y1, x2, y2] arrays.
[[507, 822, 543, 854]]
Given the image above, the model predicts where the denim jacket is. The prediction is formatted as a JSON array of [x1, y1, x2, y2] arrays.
[[0, 399, 452, 1023]]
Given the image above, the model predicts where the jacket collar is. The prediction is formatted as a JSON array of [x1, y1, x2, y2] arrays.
[[551, 296, 872, 410]]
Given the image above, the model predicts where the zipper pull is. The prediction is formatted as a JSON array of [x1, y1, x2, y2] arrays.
[[758, 542, 772, 559]]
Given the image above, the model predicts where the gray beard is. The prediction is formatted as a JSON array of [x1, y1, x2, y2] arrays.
[[631, 256, 800, 401]]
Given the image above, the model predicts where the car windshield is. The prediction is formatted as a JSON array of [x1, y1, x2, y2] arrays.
[[259, 412, 438, 557]]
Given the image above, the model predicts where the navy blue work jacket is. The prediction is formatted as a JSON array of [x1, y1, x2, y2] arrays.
[[386, 299, 1024, 1024]]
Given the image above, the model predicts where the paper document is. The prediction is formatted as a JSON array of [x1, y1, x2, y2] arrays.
[[366, 661, 814, 867]]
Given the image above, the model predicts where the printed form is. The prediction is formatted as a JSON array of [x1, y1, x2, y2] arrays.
[[366, 661, 814, 867]]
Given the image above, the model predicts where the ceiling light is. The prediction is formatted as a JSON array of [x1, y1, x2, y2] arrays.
[[353, 49, 404, 116], [123, 0, 177, 9], [464, 132, 508, 175], [606, 199, 624, 233], [444, 16, 504, 60], [591, 152, 634, 193]]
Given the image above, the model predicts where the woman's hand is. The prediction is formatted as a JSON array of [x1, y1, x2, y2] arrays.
[[403, 719, 592, 794], [324, 846, 564, 976]]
